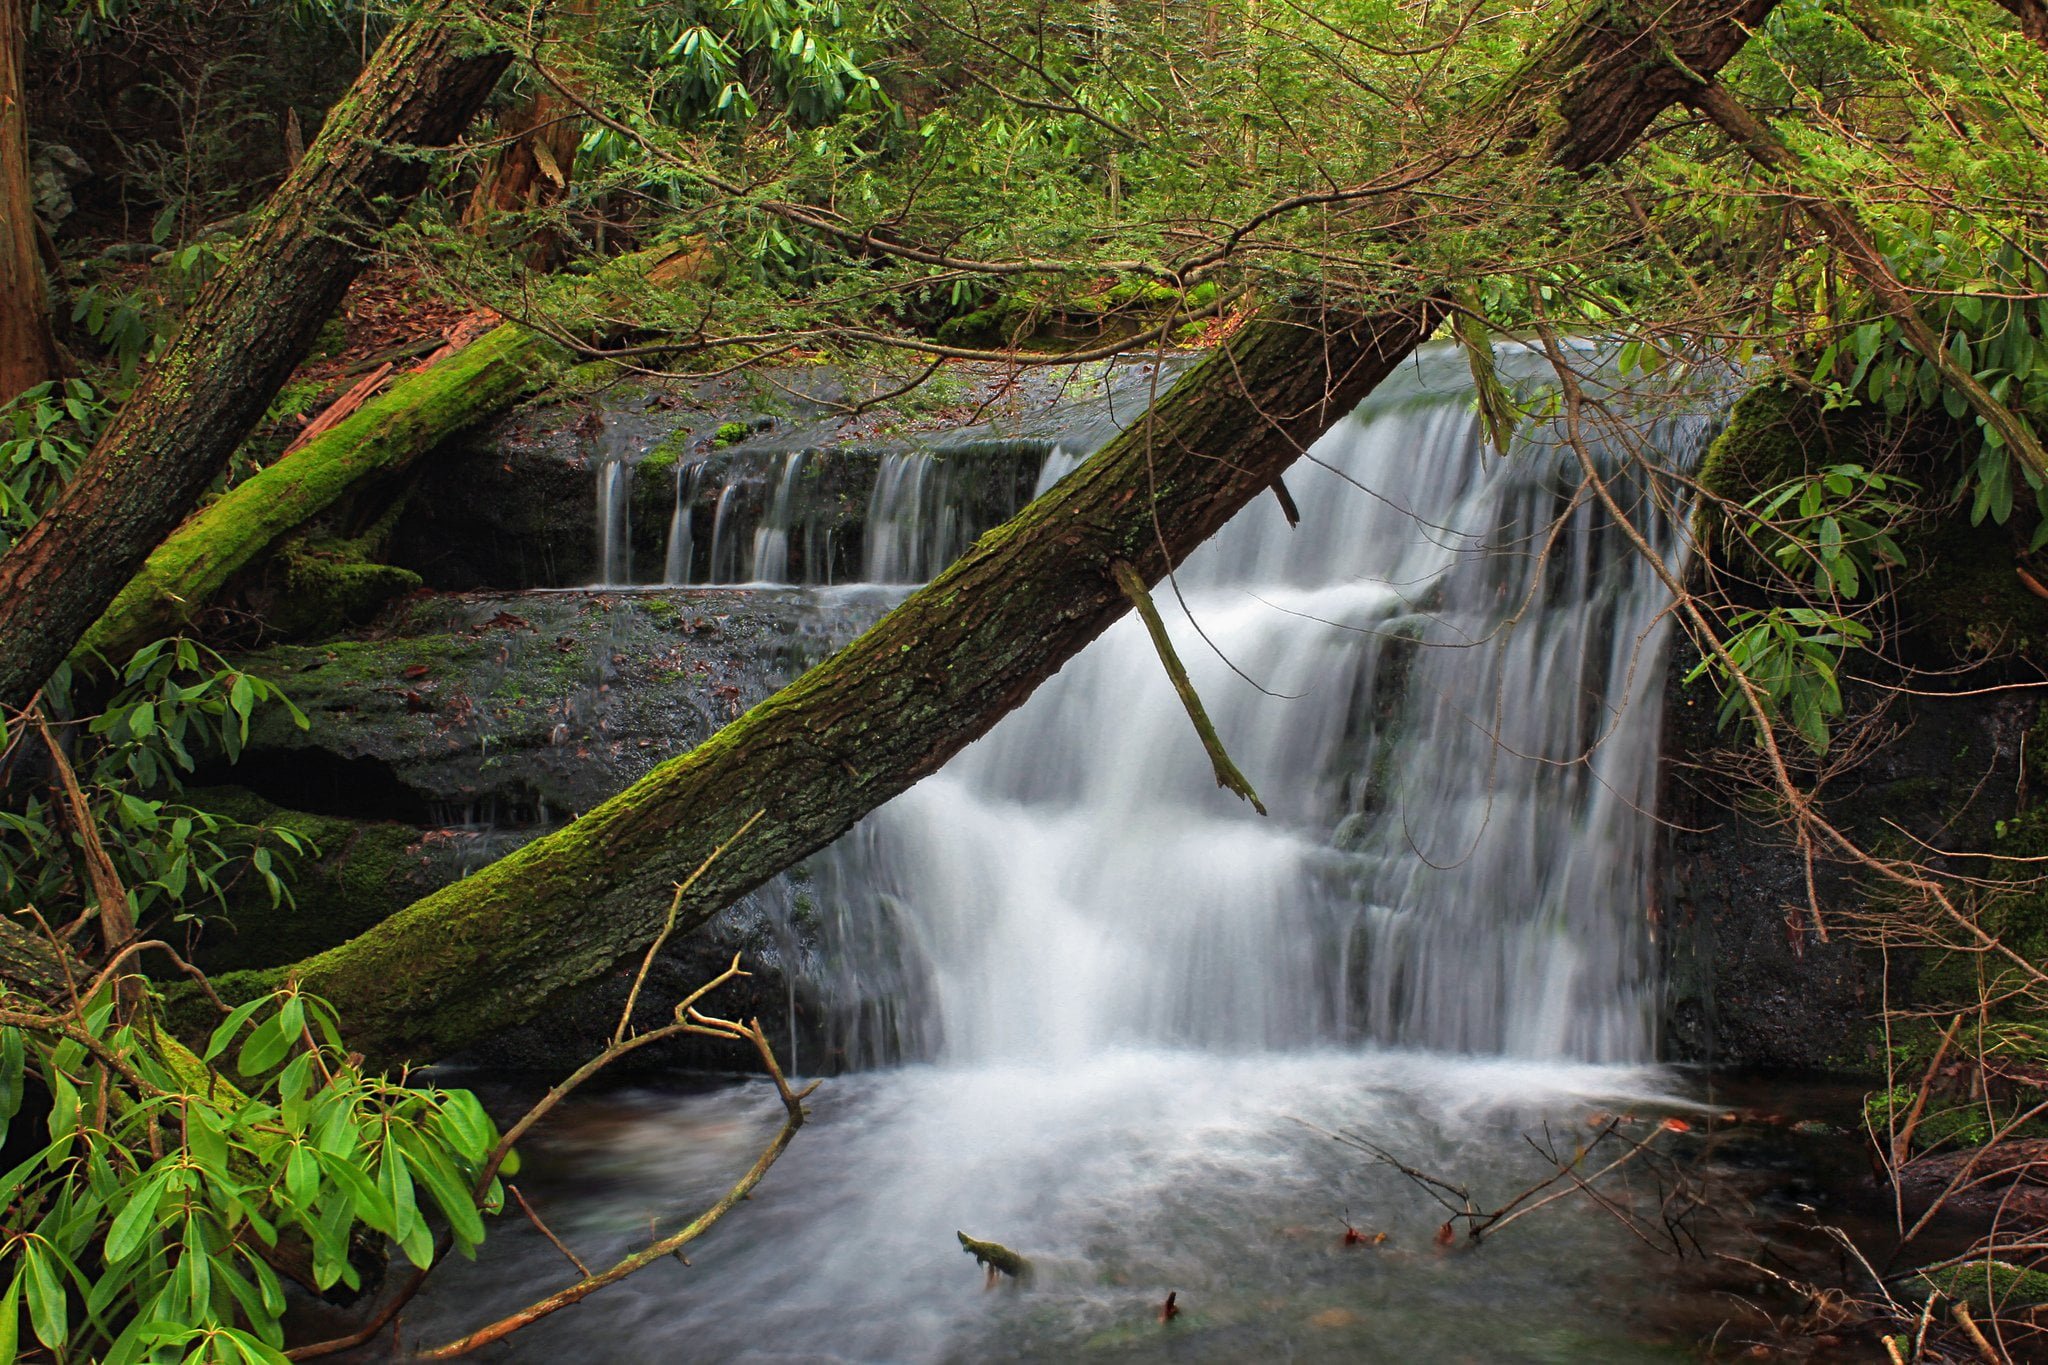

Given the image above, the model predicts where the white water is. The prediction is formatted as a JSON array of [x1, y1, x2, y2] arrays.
[[423, 347, 1727, 1361], [814, 348, 1707, 1068]]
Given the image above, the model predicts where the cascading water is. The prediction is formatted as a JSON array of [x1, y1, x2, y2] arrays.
[[646, 442, 1045, 586], [592, 454, 633, 587], [812, 348, 1703, 1068], [407, 346, 1736, 1362]]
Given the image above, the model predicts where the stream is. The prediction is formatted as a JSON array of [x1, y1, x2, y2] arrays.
[[380, 347, 1867, 1360]]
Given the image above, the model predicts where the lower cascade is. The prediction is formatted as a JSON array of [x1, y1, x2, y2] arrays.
[[812, 346, 1709, 1068], [405, 347, 1729, 1359]]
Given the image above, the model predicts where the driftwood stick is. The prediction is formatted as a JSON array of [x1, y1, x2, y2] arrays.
[[415, 1011, 814, 1358]]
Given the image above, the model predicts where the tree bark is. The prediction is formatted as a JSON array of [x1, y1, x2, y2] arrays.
[[0, 0, 57, 406], [1993, 0, 2048, 51], [463, 0, 596, 267], [0, 8, 509, 715], [242, 1, 1781, 1065]]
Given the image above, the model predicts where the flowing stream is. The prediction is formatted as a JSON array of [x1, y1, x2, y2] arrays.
[[402, 346, 1743, 1361]]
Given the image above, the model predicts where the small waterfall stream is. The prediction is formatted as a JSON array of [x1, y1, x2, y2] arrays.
[[411, 346, 1734, 1362]]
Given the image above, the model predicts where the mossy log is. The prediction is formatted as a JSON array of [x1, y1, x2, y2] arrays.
[[0, 5, 510, 714], [77, 322, 570, 663], [213, 1, 1778, 1064]]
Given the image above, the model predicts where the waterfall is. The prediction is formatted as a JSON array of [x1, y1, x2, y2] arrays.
[[749, 452, 809, 584], [653, 442, 1046, 586], [592, 455, 632, 587], [863, 452, 968, 584], [399, 348, 1731, 1360], [811, 346, 1709, 1068], [662, 464, 701, 585]]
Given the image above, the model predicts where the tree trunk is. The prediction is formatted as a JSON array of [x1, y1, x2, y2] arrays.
[[1994, 0, 2048, 51], [241, 0, 1782, 1065], [0, 7, 509, 715], [74, 244, 706, 667], [0, 0, 56, 406], [463, 0, 596, 266], [76, 322, 571, 666]]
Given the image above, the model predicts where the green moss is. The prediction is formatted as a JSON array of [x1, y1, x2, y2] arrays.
[[180, 786, 431, 974], [1911, 1260, 2048, 1309], [78, 318, 571, 665], [265, 533, 423, 639], [713, 420, 751, 447], [1696, 383, 1839, 508]]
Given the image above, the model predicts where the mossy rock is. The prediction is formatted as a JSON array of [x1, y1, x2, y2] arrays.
[[179, 785, 459, 973], [1910, 1260, 2048, 1309], [264, 534, 422, 639]]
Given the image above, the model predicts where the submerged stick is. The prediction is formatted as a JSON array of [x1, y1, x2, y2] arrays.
[[1110, 560, 1267, 816], [957, 1231, 1033, 1283]]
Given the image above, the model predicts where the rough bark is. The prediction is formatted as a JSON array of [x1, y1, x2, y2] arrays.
[[0, 9, 510, 715], [240, 0, 1783, 1065], [1993, 0, 2048, 51], [0, 0, 56, 406], [76, 323, 571, 666], [464, 0, 596, 266]]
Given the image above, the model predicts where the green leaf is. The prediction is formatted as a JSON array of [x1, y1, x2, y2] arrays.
[[236, 1014, 291, 1078], [0, 1269, 20, 1365], [204, 996, 270, 1063], [22, 1242, 66, 1350], [105, 1167, 171, 1264], [317, 1153, 396, 1236]]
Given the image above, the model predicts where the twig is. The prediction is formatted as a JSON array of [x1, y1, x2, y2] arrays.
[[32, 708, 138, 976], [614, 810, 764, 1046], [415, 1012, 815, 1357], [1111, 559, 1267, 815], [1953, 1301, 2000, 1365], [1893, 1012, 1965, 1166], [510, 1184, 590, 1278]]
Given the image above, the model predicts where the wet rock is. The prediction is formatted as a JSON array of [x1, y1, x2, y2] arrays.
[[220, 586, 886, 821], [1659, 635, 2034, 1071]]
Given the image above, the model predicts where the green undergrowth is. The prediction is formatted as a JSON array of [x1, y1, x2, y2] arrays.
[[1702, 381, 2048, 664]]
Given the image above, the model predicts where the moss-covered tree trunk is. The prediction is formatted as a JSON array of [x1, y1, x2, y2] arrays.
[[262, 0, 1782, 1064], [77, 322, 572, 665], [0, 8, 509, 712], [0, 0, 56, 406]]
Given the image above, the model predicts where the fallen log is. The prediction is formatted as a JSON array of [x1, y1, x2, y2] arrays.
[[221, 0, 1779, 1065], [75, 245, 711, 664], [77, 321, 571, 664]]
